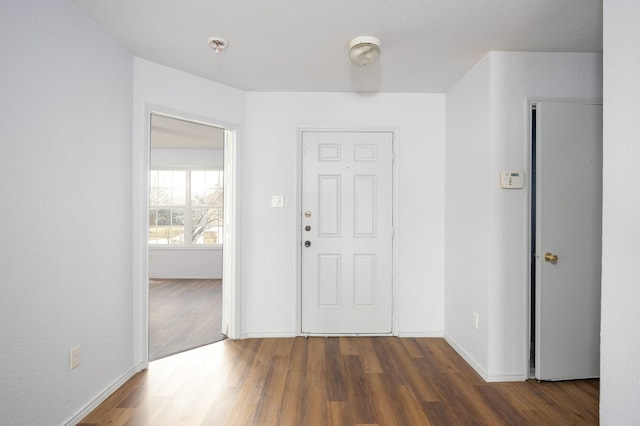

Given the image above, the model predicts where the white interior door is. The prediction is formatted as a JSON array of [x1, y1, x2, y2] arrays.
[[535, 101, 602, 380], [301, 131, 393, 334]]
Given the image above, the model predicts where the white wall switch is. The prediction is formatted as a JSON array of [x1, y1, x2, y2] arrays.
[[271, 195, 284, 208], [472, 311, 479, 330], [70, 346, 81, 369]]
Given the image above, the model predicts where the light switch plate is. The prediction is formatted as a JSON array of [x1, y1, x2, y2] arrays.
[[271, 195, 284, 208]]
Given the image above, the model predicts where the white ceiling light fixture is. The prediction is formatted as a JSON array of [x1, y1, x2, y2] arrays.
[[349, 36, 381, 67], [208, 37, 228, 53]]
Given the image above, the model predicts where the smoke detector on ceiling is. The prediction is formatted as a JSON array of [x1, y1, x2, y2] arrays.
[[208, 37, 228, 53], [349, 36, 381, 67]]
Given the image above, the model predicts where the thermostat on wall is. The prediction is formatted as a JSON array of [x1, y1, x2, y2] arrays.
[[500, 171, 525, 189]]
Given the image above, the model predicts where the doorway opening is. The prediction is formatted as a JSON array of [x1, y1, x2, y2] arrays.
[[147, 112, 230, 361]]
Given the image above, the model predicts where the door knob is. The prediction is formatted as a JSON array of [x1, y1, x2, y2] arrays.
[[544, 252, 558, 263], [304, 241, 311, 247]]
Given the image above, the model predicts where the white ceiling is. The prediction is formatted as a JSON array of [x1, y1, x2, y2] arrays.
[[73, 0, 602, 93]]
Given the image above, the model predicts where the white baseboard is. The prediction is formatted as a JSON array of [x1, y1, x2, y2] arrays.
[[443, 333, 489, 381], [64, 364, 144, 426], [240, 332, 298, 339], [240, 332, 445, 339], [485, 372, 528, 382], [443, 333, 527, 383], [398, 331, 444, 338]]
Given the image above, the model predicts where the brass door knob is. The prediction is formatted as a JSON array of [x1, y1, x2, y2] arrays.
[[544, 252, 558, 263]]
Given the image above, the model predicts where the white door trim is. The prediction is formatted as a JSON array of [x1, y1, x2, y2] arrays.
[[296, 127, 399, 336], [133, 105, 242, 369]]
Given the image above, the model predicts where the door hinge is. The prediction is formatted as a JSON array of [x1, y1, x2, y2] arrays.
[[392, 153, 396, 165]]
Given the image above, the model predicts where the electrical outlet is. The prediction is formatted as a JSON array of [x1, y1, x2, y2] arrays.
[[472, 311, 479, 330], [70, 346, 81, 369]]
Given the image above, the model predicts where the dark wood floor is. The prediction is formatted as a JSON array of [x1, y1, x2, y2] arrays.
[[79, 337, 599, 425], [149, 278, 224, 361]]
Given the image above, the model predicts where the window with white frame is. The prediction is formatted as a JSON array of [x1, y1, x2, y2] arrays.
[[149, 169, 223, 246]]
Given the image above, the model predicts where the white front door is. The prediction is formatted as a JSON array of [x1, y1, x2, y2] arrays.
[[535, 101, 602, 380], [301, 131, 393, 334]]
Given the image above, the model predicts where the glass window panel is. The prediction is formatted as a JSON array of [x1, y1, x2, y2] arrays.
[[172, 209, 184, 226], [149, 188, 160, 205], [150, 170, 158, 187], [191, 170, 206, 191], [201, 189, 214, 204], [157, 188, 170, 206], [213, 189, 224, 206], [157, 209, 171, 226], [169, 224, 185, 244], [149, 169, 223, 246], [191, 189, 204, 205], [215, 171, 223, 187], [191, 208, 209, 244], [158, 170, 173, 187], [214, 206, 224, 225], [173, 171, 186, 189], [148, 209, 159, 245], [171, 188, 185, 206], [149, 209, 157, 226]]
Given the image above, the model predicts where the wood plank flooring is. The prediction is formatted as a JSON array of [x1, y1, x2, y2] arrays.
[[149, 279, 224, 361], [79, 337, 599, 426]]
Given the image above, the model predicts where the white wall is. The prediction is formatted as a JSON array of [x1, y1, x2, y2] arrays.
[[243, 92, 446, 337], [132, 58, 246, 363], [600, 0, 640, 423], [148, 148, 224, 279], [0, 1, 133, 425], [149, 249, 222, 279], [445, 55, 492, 373], [445, 52, 602, 380], [488, 52, 602, 379]]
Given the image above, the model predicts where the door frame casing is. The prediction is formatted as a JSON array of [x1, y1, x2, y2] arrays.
[[525, 98, 603, 379], [296, 127, 399, 336], [133, 104, 242, 369]]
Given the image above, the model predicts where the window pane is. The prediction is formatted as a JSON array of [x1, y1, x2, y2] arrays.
[[156, 209, 169, 226], [207, 170, 222, 187], [149, 209, 157, 226], [209, 188, 224, 206], [158, 170, 173, 187], [191, 207, 223, 244], [149, 169, 223, 246], [173, 171, 186, 189], [171, 188, 185, 206], [152, 171, 187, 206], [191, 170, 206, 191], [150, 170, 158, 187], [191, 188, 204, 205], [149, 188, 160, 205], [149, 209, 159, 245]]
